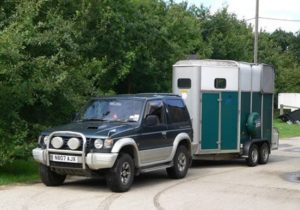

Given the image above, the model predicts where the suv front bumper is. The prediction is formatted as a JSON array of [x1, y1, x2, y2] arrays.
[[32, 148, 118, 170], [33, 131, 118, 170]]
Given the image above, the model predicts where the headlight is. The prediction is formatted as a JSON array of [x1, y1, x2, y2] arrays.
[[43, 136, 49, 145], [67, 137, 80, 150], [51, 136, 64, 149], [94, 139, 103, 149], [104, 139, 113, 148]]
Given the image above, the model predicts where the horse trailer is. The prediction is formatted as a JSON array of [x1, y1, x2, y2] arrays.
[[173, 59, 279, 166]]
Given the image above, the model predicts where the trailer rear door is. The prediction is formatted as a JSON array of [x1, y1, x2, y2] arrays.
[[200, 67, 239, 152]]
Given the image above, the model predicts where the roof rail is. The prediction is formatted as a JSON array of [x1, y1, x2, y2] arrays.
[[134, 93, 179, 97]]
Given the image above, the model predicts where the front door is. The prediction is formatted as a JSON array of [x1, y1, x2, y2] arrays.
[[137, 100, 170, 164]]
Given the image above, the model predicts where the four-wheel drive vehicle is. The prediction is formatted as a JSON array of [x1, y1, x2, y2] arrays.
[[32, 94, 193, 192]]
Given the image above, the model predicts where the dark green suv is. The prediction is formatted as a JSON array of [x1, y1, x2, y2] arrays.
[[32, 94, 193, 192]]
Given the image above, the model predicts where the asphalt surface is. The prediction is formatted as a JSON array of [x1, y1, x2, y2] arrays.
[[1, 137, 300, 210]]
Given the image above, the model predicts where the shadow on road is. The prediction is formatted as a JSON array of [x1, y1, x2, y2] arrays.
[[57, 151, 296, 191], [191, 159, 246, 168], [62, 177, 109, 192], [61, 170, 170, 191]]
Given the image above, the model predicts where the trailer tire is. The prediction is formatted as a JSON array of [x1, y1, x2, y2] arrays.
[[246, 144, 259, 167], [258, 143, 269, 164], [167, 145, 189, 179], [39, 164, 66, 186]]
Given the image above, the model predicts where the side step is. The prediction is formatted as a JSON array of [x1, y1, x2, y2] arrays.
[[140, 162, 173, 173]]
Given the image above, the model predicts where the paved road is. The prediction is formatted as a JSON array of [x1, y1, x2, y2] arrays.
[[1, 138, 300, 210]]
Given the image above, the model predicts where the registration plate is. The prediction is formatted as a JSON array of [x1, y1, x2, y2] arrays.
[[50, 154, 81, 163]]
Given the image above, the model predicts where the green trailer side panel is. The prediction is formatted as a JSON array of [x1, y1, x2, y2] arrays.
[[240, 92, 251, 144], [201, 93, 219, 150], [252, 92, 262, 139], [263, 94, 273, 141], [252, 93, 261, 115], [221, 92, 238, 150]]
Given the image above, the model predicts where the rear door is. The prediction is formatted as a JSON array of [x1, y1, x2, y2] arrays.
[[200, 70, 239, 152], [201, 93, 220, 150]]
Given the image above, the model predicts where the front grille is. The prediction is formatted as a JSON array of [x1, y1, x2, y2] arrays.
[[86, 138, 93, 153], [50, 161, 83, 169]]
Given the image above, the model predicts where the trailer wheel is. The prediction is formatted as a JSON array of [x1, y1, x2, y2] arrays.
[[39, 164, 66, 186], [258, 143, 269, 164], [246, 144, 259, 167], [167, 145, 189, 179]]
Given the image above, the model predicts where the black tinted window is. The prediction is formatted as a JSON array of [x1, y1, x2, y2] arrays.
[[177, 78, 191, 89], [214, 78, 226, 89], [144, 100, 165, 124], [165, 99, 189, 123]]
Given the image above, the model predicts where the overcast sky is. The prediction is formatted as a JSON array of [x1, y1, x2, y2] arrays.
[[175, 0, 300, 33]]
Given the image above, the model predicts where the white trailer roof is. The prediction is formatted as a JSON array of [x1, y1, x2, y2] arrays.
[[173, 59, 248, 68], [173, 59, 275, 93]]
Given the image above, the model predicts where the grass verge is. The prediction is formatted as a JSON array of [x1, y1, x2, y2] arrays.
[[273, 118, 300, 139], [0, 159, 39, 186]]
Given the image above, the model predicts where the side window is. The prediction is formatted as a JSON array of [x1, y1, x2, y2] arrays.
[[214, 78, 226, 89], [165, 99, 189, 123], [144, 100, 165, 124], [177, 78, 191, 89]]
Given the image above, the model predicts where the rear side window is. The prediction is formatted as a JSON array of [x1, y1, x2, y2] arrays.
[[177, 78, 191, 89], [165, 99, 189, 123], [214, 78, 226, 89]]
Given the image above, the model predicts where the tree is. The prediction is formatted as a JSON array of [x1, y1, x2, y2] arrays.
[[270, 29, 295, 52], [0, 0, 105, 165], [115, 0, 207, 93], [0, 0, 299, 165], [200, 8, 253, 61]]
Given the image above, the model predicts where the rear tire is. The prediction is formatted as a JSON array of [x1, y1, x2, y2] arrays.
[[167, 145, 189, 179], [106, 153, 134, 192], [258, 143, 269, 164], [246, 144, 259, 167], [39, 164, 66, 186]]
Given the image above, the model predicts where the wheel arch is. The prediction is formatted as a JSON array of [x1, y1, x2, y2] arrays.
[[171, 132, 192, 159], [111, 138, 141, 167]]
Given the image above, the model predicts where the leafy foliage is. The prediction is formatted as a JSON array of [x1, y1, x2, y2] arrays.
[[0, 0, 299, 165]]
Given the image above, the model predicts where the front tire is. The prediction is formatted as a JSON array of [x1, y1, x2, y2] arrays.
[[258, 143, 269, 164], [39, 164, 66, 186], [106, 153, 134, 192], [167, 145, 190, 179], [246, 144, 259, 167]]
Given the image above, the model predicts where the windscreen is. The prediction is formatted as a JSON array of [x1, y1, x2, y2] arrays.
[[80, 99, 144, 122]]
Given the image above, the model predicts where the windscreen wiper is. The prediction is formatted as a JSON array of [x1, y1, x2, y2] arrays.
[[111, 119, 138, 123], [82, 118, 107, 121]]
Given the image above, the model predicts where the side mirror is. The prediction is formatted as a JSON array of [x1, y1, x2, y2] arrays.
[[73, 113, 80, 121], [144, 115, 159, 127]]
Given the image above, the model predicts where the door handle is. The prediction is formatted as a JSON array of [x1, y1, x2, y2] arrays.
[[162, 131, 167, 139]]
